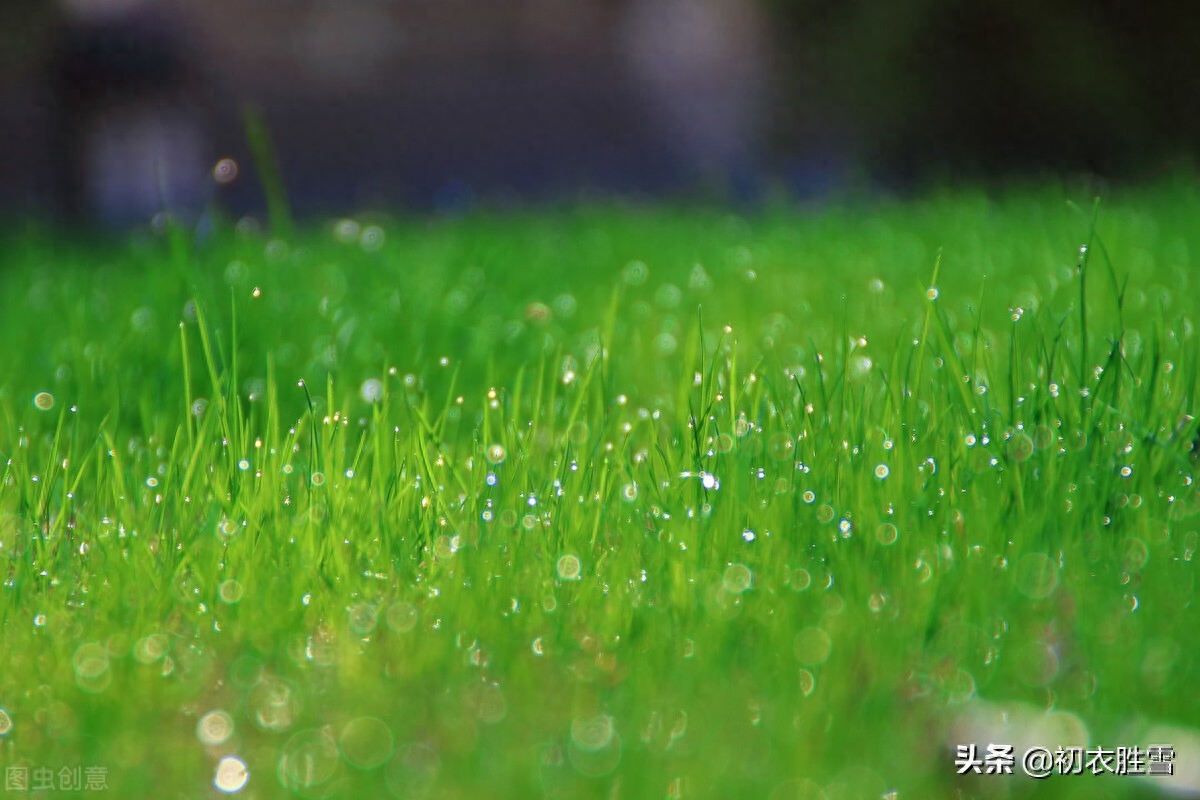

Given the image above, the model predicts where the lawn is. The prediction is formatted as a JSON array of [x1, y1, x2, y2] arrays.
[[1, 180, 1199, 799]]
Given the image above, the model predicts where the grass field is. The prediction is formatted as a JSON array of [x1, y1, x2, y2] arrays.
[[1, 180, 1199, 799]]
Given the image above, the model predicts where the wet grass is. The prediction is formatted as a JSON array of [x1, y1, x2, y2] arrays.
[[1, 180, 1199, 799]]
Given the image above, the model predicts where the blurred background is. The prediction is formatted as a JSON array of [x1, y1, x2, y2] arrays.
[[1, 0, 1197, 225]]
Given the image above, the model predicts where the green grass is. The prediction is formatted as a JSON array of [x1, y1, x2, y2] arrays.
[[1, 179, 1199, 799]]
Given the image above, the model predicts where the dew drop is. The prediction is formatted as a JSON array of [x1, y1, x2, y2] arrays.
[[723, 564, 753, 594], [213, 755, 249, 793], [360, 378, 384, 403], [556, 554, 582, 581], [340, 717, 394, 769], [197, 710, 235, 746], [793, 627, 833, 665]]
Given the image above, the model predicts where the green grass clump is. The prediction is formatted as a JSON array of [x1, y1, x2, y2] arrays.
[[1, 181, 1199, 798]]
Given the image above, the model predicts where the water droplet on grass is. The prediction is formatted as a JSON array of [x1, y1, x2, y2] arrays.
[[1007, 432, 1034, 462], [33, 392, 54, 411], [944, 668, 976, 703], [768, 434, 795, 461], [386, 601, 418, 633], [131, 306, 154, 331], [213, 755, 249, 793], [133, 634, 168, 663], [1031, 425, 1055, 449], [793, 627, 832, 665], [384, 744, 440, 798], [689, 263, 712, 292], [333, 219, 360, 243], [556, 554, 582, 581], [212, 158, 238, 184], [360, 378, 384, 403], [654, 332, 677, 357], [1183, 531, 1198, 561], [723, 564, 752, 594], [486, 444, 506, 465], [868, 592, 889, 614], [197, 710, 235, 746], [279, 728, 339, 790], [622, 260, 649, 286], [73, 642, 110, 692], [524, 301, 553, 325], [217, 518, 240, 541], [250, 678, 298, 731], [570, 714, 618, 764], [360, 226, 385, 252], [347, 603, 379, 635], [552, 293, 577, 318], [340, 717, 393, 769], [1123, 538, 1149, 571], [1015, 553, 1058, 599], [788, 568, 812, 591], [218, 580, 243, 605], [224, 261, 248, 285], [655, 283, 682, 309]]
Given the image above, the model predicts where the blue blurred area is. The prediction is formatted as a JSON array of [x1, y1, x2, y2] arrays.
[[0, 0, 1193, 226], [6, 0, 801, 225]]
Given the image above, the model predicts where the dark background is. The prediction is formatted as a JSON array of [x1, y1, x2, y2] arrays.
[[1, 0, 1197, 224]]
